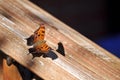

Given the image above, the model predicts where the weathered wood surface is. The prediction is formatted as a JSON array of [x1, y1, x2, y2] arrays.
[[0, 51, 3, 80], [0, 51, 22, 80], [3, 59, 22, 80], [0, 0, 120, 80]]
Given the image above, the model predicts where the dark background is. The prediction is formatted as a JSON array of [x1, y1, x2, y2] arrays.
[[30, 0, 120, 57]]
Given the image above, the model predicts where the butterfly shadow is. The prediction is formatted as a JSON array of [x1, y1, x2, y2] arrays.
[[28, 48, 58, 60], [26, 35, 65, 60], [56, 42, 65, 56], [26, 35, 34, 46]]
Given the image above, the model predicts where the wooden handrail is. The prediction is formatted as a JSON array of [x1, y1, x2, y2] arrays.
[[0, 0, 120, 80]]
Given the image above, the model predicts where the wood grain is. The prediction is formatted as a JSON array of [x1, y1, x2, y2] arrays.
[[3, 59, 22, 80], [0, 51, 3, 80], [0, 0, 120, 80]]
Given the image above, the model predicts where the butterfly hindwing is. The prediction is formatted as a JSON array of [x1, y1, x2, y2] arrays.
[[40, 43, 50, 53], [34, 41, 50, 53]]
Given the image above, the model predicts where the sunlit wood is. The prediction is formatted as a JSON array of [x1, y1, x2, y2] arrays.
[[0, 0, 120, 80]]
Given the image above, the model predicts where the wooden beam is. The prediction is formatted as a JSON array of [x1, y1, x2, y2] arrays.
[[0, 0, 120, 80], [3, 59, 22, 80]]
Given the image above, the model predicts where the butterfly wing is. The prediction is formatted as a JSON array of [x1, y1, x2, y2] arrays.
[[35, 42, 50, 53], [40, 43, 50, 53], [33, 24, 45, 43], [33, 24, 50, 53]]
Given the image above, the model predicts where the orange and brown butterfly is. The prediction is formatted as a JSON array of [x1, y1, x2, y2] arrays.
[[32, 24, 50, 54]]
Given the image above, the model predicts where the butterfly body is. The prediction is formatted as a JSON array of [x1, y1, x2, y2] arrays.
[[32, 24, 50, 54]]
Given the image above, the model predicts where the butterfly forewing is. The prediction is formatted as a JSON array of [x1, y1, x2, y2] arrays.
[[33, 24, 45, 43]]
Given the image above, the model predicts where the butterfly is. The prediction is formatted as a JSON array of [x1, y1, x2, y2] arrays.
[[32, 24, 50, 54], [27, 24, 65, 59]]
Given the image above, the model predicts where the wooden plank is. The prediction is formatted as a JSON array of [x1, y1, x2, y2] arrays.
[[0, 51, 3, 80], [3, 59, 22, 80], [0, 0, 120, 80]]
